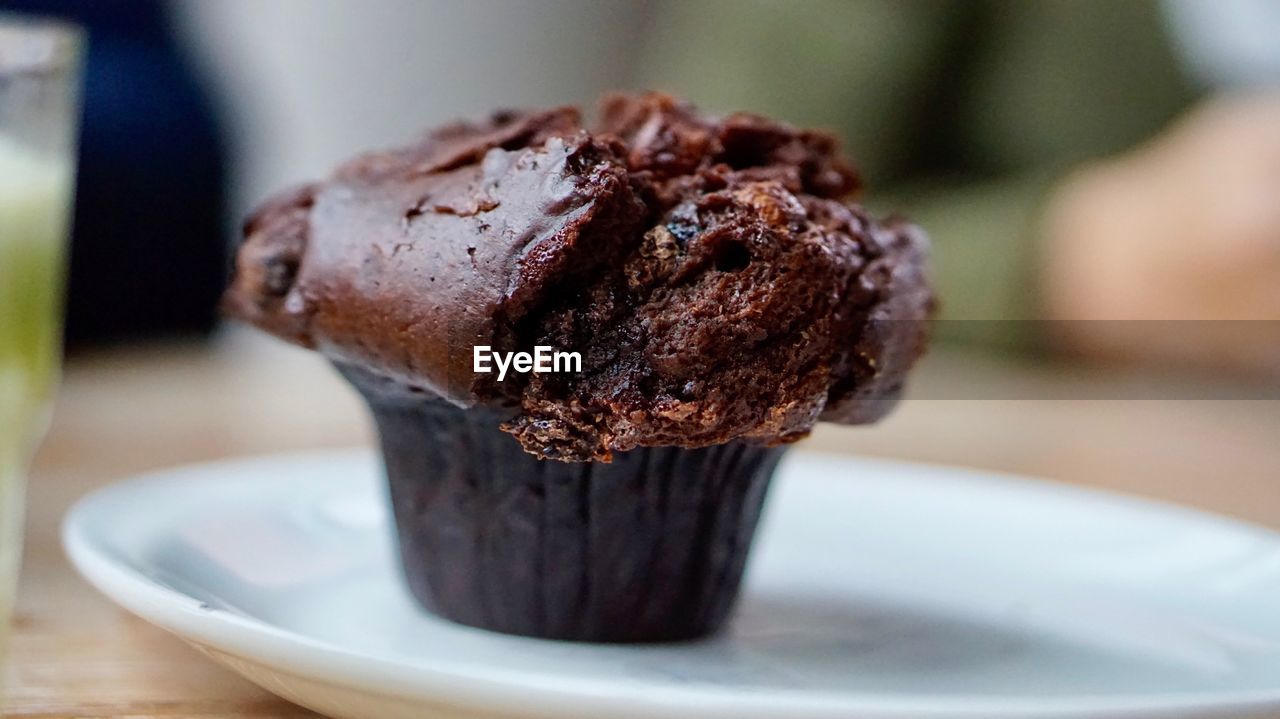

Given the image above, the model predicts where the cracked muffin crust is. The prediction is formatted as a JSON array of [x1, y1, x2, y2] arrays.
[[225, 92, 933, 461]]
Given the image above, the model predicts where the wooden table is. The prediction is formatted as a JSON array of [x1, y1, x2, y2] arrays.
[[6, 332, 1280, 718]]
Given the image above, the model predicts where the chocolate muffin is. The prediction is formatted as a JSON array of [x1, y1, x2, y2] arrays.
[[225, 92, 932, 642]]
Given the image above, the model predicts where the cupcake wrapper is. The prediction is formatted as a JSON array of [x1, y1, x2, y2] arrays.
[[340, 365, 784, 642]]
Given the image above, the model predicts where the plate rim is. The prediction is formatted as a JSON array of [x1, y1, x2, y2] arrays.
[[61, 447, 1280, 719]]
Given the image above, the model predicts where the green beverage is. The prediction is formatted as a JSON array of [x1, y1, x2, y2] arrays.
[[0, 17, 81, 666], [0, 133, 73, 637]]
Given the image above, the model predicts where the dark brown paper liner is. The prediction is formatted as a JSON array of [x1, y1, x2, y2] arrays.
[[339, 365, 784, 643]]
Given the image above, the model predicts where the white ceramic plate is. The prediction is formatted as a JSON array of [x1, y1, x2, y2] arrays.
[[63, 449, 1280, 719]]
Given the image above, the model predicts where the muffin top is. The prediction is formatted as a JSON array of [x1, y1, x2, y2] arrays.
[[224, 92, 933, 461]]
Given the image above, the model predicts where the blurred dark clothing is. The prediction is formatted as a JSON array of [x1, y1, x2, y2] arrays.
[[2, 0, 227, 346]]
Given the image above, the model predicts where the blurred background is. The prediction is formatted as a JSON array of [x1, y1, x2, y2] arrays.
[[3, 1, 1280, 715], [2, 1, 1280, 376], [5, 0, 1280, 371]]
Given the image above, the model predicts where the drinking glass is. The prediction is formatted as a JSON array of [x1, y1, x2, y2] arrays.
[[0, 15, 81, 665]]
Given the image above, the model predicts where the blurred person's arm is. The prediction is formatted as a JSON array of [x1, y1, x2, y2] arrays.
[[1042, 93, 1280, 376], [638, 0, 1196, 353]]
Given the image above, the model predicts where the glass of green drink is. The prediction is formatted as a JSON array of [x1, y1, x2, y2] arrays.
[[0, 16, 81, 664]]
